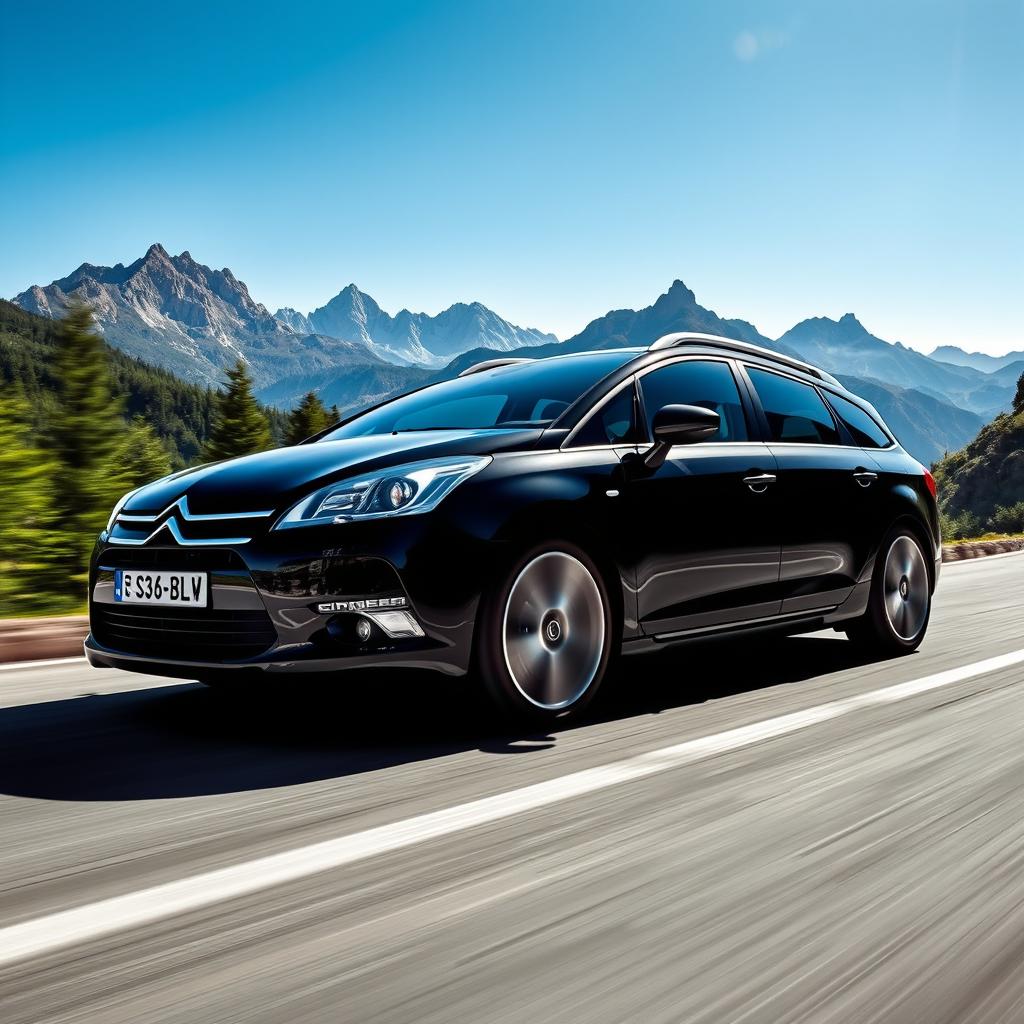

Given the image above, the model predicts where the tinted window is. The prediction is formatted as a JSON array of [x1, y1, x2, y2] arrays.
[[571, 383, 638, 446], [323, 352, 634, 438], [825, 392, 891, 449], [747, 368, 840, 445], [639, 360, 748, 443]]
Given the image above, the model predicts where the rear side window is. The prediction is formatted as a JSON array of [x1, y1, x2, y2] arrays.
[[571, 383, 638, 446], [638, 360, 748, 443], [747, 368, 840, 445], [825, 393, 891, 449]]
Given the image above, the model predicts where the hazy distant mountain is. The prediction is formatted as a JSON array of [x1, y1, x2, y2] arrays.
[[258, 361, 431, 417], [779, 314, 1014, 419], [277, 284, 559, 367], [12, 244, 389, 388], [929, 344, 1024, 373], [561, 280, 795, 356], [438, 280, 800, 374], [836, 375, 984, 465]]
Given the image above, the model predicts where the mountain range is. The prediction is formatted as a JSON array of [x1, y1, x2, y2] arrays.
[[275, 288, 556, 367], [929, 345, 1024, 374], [11, 245, 1022, 464]]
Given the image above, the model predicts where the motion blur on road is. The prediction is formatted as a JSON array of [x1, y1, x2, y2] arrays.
[[1, 552, 1022, 1023]]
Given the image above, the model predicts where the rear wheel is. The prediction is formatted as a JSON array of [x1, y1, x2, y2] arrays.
[[475, 542, 614, 722], [846, 527, 932, 654]]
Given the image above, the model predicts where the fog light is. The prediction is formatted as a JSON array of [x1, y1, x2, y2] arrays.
[[365, 609, 424, 638], [355, 618, 373, 642]]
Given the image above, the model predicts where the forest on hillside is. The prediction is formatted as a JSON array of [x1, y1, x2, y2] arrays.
[[934, 375, 1024, 540], [0, 302, 337, 616]]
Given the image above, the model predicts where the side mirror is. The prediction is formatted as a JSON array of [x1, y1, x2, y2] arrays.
[[644, 403, 720, 469]]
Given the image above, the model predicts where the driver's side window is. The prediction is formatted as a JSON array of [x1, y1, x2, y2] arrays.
[[638, 360, 749, 443]]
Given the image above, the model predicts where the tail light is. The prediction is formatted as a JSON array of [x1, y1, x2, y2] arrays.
[[923, 468, 937, 500]]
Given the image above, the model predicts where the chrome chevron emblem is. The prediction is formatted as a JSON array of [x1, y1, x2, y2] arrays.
[[108, 496, 274, 546]]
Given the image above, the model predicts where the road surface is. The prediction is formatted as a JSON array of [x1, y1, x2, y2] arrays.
[[1, 553, 1022, 1023]]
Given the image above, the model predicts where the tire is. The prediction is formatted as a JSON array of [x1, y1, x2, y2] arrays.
[[475, 541, 615, 722], [846, 526, 932, 655]]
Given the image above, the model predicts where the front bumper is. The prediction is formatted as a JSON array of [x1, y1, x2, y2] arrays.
[[87, 515, 500, 680]]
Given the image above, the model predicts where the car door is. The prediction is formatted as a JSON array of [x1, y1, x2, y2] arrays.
[[622, 357, 782, 637], [741, 365, 884, 614]]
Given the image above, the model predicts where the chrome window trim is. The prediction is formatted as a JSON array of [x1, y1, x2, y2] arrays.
[[561, 377, 638, 449], [764, 442, 885, 452]]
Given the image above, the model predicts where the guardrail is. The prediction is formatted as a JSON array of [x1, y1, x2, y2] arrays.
[[0, 616, 87, 665], [942, 538, 1024, 561]]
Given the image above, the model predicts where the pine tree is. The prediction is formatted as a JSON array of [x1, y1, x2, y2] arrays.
[[47, 304, 128, 591], [1014, 371, 1024, 414], [0, 395, 63, 614], [285, 391, 331, 445], [202, 359, 273, 461], [117, 416, 173, 488]]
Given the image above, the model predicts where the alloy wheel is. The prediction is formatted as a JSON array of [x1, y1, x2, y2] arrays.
[[501, 551, 606, 710], [882, 535, 929, 642]]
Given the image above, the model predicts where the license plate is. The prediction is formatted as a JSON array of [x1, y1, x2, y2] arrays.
[[114, 569, 208, 607]]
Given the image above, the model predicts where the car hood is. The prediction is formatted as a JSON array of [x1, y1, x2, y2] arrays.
[[123, 428, 543, 517]]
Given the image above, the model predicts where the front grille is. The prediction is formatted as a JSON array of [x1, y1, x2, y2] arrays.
[[91, 604, 276, 662], [98, 548, 249, 572]]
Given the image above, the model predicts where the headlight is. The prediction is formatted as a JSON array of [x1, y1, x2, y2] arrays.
[[105, 489, 138, 532], [275, 456, 491, 530]]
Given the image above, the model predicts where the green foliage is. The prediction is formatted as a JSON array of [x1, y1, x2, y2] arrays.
[[285, 391, 331, 445], [1014, 372, 1024, 414], [988, 501, 1024, 536], [939, 508, 984, 542], [202, 359, 274, 461], [117, 416, 174, 489], [0, 395, 64, 614], [43, 305, 130, 594], [933, 405, 1024, 533]]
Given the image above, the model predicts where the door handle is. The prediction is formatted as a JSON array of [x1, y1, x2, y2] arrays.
[[853, 469, 878, 488], [743, 472, 777, 493]]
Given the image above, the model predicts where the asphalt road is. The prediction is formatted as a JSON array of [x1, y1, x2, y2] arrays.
[[1, 553, 1023, 1024]]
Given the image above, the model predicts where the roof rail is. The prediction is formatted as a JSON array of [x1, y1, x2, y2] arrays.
[[457, 357, 532, 377], [648, 332, 840, 386]]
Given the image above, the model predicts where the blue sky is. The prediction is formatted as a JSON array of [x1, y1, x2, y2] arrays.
[[2, 0, 1021, 353]]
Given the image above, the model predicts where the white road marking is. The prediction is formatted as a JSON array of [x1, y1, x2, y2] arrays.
[[0, 656, 87, 673], [1, 647, 1023, 968]]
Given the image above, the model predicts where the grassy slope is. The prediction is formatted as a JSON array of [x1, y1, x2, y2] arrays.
[[933, 407, 1024, 524]]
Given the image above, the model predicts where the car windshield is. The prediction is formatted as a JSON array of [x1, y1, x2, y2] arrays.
[[321, 352, 636, 438]]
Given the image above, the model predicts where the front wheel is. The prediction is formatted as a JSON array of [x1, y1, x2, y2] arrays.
[[475, 542, 614, 722], [846, 527, 932, 654]]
